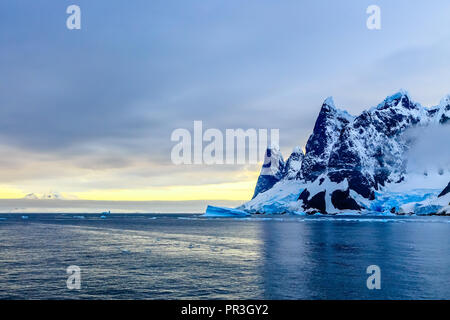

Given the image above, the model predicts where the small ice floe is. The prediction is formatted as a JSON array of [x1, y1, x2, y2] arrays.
[[177, 216, 200, 220], [203, 205, 250, 217], [100, 210, 110, 218], [121, 249, 131, 254], [21, 215, 29, 220]]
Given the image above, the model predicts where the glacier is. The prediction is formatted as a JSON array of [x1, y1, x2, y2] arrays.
[[209, 90, 450, 216]]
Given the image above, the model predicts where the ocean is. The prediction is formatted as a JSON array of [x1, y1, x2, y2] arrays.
[[0, 213, 449, 299]]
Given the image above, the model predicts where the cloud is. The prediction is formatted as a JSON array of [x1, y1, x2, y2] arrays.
[[404, 124, 450, 175], [1, 1, 450, 200]]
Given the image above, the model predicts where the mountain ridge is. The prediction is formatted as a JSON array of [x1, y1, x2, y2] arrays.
[[240, 90, 450, 215]]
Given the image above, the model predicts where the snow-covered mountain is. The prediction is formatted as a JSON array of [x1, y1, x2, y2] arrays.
[[239, 90, 450, 215], [23, 192, 65, 200], [252, 145, 286, 199]]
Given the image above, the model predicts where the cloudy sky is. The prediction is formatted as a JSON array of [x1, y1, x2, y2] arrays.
[[1, 0, 450, 206]]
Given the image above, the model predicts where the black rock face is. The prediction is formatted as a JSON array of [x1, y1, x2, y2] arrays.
[[252, 147, 285, 199], [441, 115, 450, 124], [328, 128, 362, 170], [298, 189, 310, 203], [438, 182, 450, 198], [299, 190, 326, 213], [328, 170, 375, 199], [300, 98, 350, 182], [331, 189, 362, 211], [299, 187, 363, 213]]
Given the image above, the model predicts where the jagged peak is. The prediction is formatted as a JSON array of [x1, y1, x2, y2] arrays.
[[397, 88, 410, 96], [263, 144, 284, 165], [323, 96, 335, 108], [267, 143, 280, 152], [291, 146, 304, 155], [392, 88, 411, 99], [374, 89, 413, 110], [317, 97, 337, 116], [318, 96, 354, 123]]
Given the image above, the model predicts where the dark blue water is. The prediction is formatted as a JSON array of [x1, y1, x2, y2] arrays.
[[0, 214, 449, 299]]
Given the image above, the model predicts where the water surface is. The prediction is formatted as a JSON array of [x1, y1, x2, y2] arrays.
[[0, 214, 448, 299]]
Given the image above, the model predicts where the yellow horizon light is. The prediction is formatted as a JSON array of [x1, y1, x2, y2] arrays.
[[71, 180, 255, 201]]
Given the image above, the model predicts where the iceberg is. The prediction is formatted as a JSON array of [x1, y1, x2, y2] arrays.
[[203, 205, 250, 217]]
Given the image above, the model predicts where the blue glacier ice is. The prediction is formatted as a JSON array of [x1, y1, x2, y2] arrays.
[[203, 205, 250, 217]]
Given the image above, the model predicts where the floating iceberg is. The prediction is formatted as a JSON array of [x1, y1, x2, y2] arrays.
[[203, 205, 250, 217]]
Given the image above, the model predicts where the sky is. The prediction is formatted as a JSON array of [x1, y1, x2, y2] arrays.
[[1, 0, 450, 209]]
